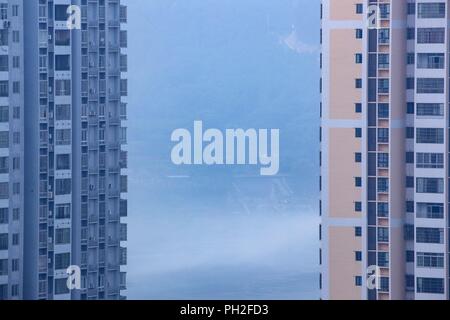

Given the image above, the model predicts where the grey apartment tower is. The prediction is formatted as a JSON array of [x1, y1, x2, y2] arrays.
[[0, 0, 128, 300]]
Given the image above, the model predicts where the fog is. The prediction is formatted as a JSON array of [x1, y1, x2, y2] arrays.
[[124, 0, 320, 299]]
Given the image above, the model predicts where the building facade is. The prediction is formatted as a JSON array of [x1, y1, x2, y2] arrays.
[[0, 0, 127, 300], [0, 0, 24, 300], [321, 0, 449, 300]]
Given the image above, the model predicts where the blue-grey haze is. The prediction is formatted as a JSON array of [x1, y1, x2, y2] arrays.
[[125, 0, 320, 299]]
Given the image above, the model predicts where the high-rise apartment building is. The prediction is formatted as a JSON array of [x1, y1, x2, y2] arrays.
[[321, 0, 450, 300], [0, 0, 24, 300], [0, 0, 128, 300]]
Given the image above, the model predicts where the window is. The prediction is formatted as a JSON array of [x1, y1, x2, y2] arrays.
[[12, 5, 18, 17], [380, 277, 389, 292], [0, 30, 8, 46], [13, 106, 20, 119], [0, 81, 8, 97], [13, 56, 19, 69], [56, 104, 71, 121], [0, 233, 8, 250], [378, 178, 389, 193], [378, 153, 389, 168], [417, 78, 444, 94], [55, 178, 71, 195], [55, 30, 70, 46], [417, 252, 444, 268], [417, 278, 444, 294], [407, 53, 415, 65], [12, 208, 19, 221], [0, 3, 7, 20], [405, 224, 415, 241], [55, 5, 70, 21], [55, 129, 71, 145], [0, 55, 8, 71], [0, 259, 7, 276], [55, 55, 70, 71], [408, 127, 416, 140], [355, 276, 362, 287], [356, 4, 363, 14], [55, 204, 71, 220], [55, 253, 71, 270], [355, 251, 362, 261], [416, 178, 444, 194], [0, 284, 7, 299], [0, 106, 8, 122], [355, 177, 362, 187], [416, 128, 444, 144], [0, 182, 8, 199], [55, 228, 71, 245], [55, 80, 71, 96], [355, 128, 362, 138], [355, 227, 362, 237], [377, 203, 389, 217], [378, 252, 389, 267], [355, 153, 362, 163], [55, 278, 70, 295], [355, 202, 362, 212], [406, 251, 415, 263], [378, 103, 389, 118], [0, 208, 7, 224], [406, 201, 414, 213], [379, 29, 390, 43], [12, 31, 19, 43], [418, 3, 446, 19], [355, 53, 363, 64], [56, 154, 70, 170], [406, 176, 414, 188], [407, 102, 415, 114], [406, 152, 414, 164], [355, 103, 362, 113], [416, 203, 444, 219], [355, 78, 362, 88], [406, 77, 415, 90], [416, 228, 444, 244], [378, 128, 389, 143], [417, 103, 444, 117], [0, 156, 8, 174], [408, 3, 416, 15], [417, 28, 445, 43], [417, 53, 444, 69], [416, 153, 444, 169], [379, 4, 390, 19], [11, 259, 19, 272], [12, 233, 19, 246], [356, 29, 363, 39], [378, 79, 389, 93], [378, 227, 389, 242], [378, 54, 389, 69]]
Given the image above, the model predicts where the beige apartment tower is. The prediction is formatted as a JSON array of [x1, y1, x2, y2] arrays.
[[321, 0, 450, 300]]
